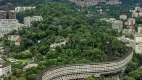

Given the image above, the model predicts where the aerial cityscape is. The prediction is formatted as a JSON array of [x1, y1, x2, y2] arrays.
[[0, 0, 142, 80]]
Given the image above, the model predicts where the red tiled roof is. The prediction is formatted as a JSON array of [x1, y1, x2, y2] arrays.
[[16, 37, 22, 42]]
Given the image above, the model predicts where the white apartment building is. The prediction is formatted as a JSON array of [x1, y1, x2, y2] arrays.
[[132, 7, 142, 17], [106, 0, 121, 5], [139, 13, 142, 17], [101, 18, 116, 23], [135, 6, 140, 11], [127, 18, 135, 26], [50, 41, 67, 51], [69, 0, 106, 7], [24, 16, 43, 27], [122, 29, 132, 35], [112, 20, 123, 30], [132, 12, 139, 18], [50, 38, 68, 51], [15, 6, 36, 13], [134, 34, 142, 54], [138, 8, 142, 17], [117, 37, 134, 49], [0, 19, 19, 37], [69, 0, 121, 7], [120, 15, 127, 20], [139, 8, 142, 13], [135, 43, 142, 54], [0, 64, 11, 77], [138, 27, 142, 34], [0, 19, 19, 26], [134, 34, 142, 43]]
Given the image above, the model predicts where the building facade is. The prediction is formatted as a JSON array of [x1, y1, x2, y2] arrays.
[[69, 0, 106, 7], [24, 16, 43, 27], [138, 26, 142, 34], [134, 34, 142, 43], [120, 15, 127, 20], [15, 6, 36, 13], [106, 0, 121, 5], [132, 12, 139, 18], [122, 29, 132, 35], [112, 20, 123, 30], [0, 19, 19, 37], [0, 64, 11, 77], [135, 6, 140, 11], [127, 18, 135, 26], [0, 10, 16, 19], [135, 43, 142, 54], [69, 0, 121, 7], [8, 10, 16, 19], [134, 34, 142, 54], [0, 10, 7, 19]]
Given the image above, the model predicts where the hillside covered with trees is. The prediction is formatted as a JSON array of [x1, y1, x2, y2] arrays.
[[3, 1, 129, 64], [0, 0, 71, 5], [0, 0, 131, 80], [120, 0, 142, 4]]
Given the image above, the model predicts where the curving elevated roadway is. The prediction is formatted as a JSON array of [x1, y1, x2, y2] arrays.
[[36, 50, 133, 80]]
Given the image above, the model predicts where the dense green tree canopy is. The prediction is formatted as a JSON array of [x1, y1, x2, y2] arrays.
[[0, 0, 132, 80]]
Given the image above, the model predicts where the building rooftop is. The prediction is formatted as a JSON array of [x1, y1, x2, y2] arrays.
[[0, 63, 9, 68], [135, 33, 142, 37], [23, 64, 38, 70], [117, 37, 134, 43]]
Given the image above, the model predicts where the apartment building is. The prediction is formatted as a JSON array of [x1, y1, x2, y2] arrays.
[[127, 18, 136, 26], [132, 7, 142, 17], [132, 12, 139, 18], [50, 38, 68, 51], [0, 64, 11, 77], [120, 15, 127, 20], [101, 18, 116, 23], [69, 0, 106, 7], [112, 20, 123, 30], [8, 10, 16, 19], [0, 19, 19, 37], [69, 0, 121, 7], [135, 43, 142, 54], [138, 26, 142, 34], [134, 34, 142, 54], [24, 16, 43, 27], [15, 6, 36, 13], [135, 6, 140, 11], [122, 29, 133, 35], [106, 0, 121, 5], [0, 10, 16, 19], [0, 10, 7, 19]]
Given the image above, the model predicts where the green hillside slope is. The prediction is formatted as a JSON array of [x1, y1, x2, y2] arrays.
[[0, 1, 130, 80]]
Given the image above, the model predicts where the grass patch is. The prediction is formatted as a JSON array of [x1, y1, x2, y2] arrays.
[[17, 77, 26, 80], [19, 59, 31, 63], [6, 59, 30, 69]]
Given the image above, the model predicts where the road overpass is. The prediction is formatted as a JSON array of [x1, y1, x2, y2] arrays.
[[36, 50, 133, 80]]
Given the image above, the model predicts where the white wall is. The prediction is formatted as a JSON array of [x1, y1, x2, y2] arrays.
[[135, 44, 142, 54], [135, 34, 142, 43], [138, 27, 142, 34], [0, 68, 3, 76], [0, 65, 11, 77]]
